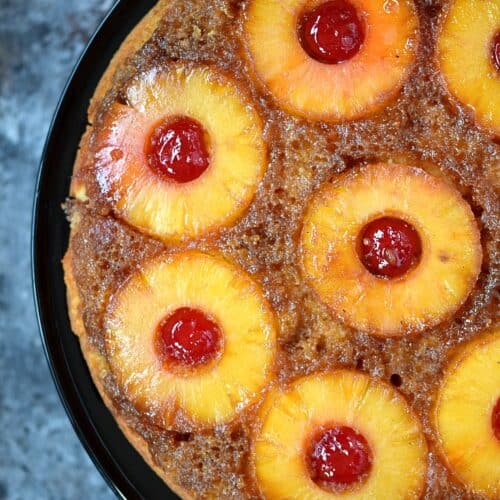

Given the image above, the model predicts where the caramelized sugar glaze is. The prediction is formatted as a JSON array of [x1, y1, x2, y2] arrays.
[[66, 0, 499, 497]]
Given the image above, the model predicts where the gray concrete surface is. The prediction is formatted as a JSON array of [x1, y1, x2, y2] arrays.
[[0, 1, 117, 498]]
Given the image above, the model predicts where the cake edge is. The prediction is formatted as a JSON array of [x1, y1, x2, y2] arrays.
[[63, 1, 195, 496]]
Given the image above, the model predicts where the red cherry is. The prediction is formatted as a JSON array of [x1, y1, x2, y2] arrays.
[[298, 0, 365, 65], [359, 217, 422, 279], [492, 31, 500, 73], [146, 116, 210, 183], [307, 426, 372, 487], [492, 397, 500, 441], [156, 307, 221, 367]]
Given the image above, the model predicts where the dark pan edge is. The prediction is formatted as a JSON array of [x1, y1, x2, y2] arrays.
[[32, 1, 177, 498]]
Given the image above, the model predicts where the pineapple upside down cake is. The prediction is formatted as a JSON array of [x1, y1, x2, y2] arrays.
[[63, 0, 499, 497]]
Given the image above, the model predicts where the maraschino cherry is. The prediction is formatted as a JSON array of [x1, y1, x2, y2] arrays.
[[492, 31, 500, 73], [146, 116, 210, 183], [359, 216, 422, 279], [492, 397, 500, 441], [298, 0, 365, 64], [156, 307, 221, 368], [307, 425, 372, 488]]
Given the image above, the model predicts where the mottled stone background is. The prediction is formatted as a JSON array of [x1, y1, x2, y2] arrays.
[[0, 1, 117, 498]]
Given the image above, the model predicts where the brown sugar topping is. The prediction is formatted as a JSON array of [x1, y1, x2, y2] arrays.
[[65, 0, 499, 497]]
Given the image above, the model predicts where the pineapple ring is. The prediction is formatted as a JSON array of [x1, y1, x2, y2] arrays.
[[244, 0, 419, 121], [437, 0, 500, 135], [300, 163, 482, 337], [93, 63, 266, 242], [253, 370, 428, 498], [433, 332, 500, 497], [105, 251, 277, 429]]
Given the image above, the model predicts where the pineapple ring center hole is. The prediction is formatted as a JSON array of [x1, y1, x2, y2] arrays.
[[155, 307, 222, 369], [306, 425, 372, 490], [357, 216, 422, 279], [145, 116, 211, 183], [298, 0, 365, 65], [492, 30, 500, 73], [492, 397, 500, 441]]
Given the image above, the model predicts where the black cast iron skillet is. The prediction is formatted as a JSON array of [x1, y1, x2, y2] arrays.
[[32, 1, 178, 498]]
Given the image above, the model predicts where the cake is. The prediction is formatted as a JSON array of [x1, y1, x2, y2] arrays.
[[63, 0, 499, 497]]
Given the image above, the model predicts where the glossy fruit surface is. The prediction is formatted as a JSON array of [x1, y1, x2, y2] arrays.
[[300, 163, 482, 336], [105, 251, 277, 429], [93, 64, 266, 242], [298, 0, 365, 64], [437, 0, 500, 134], [156, 307, 221, 367], [146, 117, 210, 183], [253, 370, 427, 498], [492, 30, 500, 72], [492, 397, 500, 441], [433, 332, 500, 496], [307, 425, 372, 487], [245, 0, 418, 120], [359, 216, 422, 278]]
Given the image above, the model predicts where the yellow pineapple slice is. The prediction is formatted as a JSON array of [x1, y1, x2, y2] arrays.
[[433, 331, 500, 497], [244, 0, 419, 121], [437, 0, 500, 135], [92, 63, 266, 242], [300, 163, 482, 337], [105, 251, 277, 429], [253, 370, 427, 498]]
